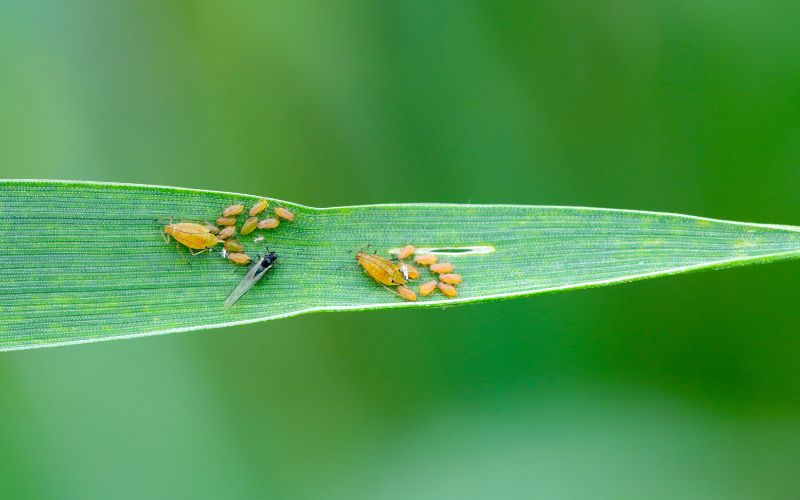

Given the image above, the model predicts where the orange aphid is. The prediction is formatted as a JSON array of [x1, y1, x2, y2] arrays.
[[249, 199, 269, 217], [397, 245, 415, 260], [439, 273, 462, 285], [398, 262, 420, 280], [419, 280, 438, 296], [429, 262, 453, 274], [414, 254, 438, 266], [397, 285, 417, 302], [223, 204, 245, 217], [274, 207, 295, 222], [216, 217, 237, 226], [356, 251, 405, 286], [227, 252, 251, 265], [437, 281, 458, 297], [163, 222, 220, 254], [241, 217, 259, 235], [224, 239, 244, 252], [258, 218, 280, 229], [218, 226, 236, 240]]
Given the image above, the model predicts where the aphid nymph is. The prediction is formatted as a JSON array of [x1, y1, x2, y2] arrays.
[[249, 199, 269, 217], [274, 207, 295, 222], [223, 204, 245, 217], [398, 262, 419, 281], [218, 226, 236, 240], [397, 244, 415, 260], [419, 280, 437, 296], [258, 218, 280, 229], [224, 239, 244, 252], [216, 217, 237, 227], [429, 262, 453, 274], [439, 273, 462, 285], [227, 252, 251, 265], [414, 254, 438, 266], [397, 285, 417, 302], [241, 217, 258, 235], [437, 281, 457, 297]]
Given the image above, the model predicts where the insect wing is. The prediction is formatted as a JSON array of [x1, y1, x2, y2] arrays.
[[223, 258, 274, 308]]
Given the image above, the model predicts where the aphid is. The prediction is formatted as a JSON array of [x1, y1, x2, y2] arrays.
[[419, 280, 438, 296], [429, 262, 453, 274], [224, 252, 278, 308], [258, 218, 280, 229], [203, 223, 221, 234], [163, 222, 220, 255], [414, 254, 438, 266], [227, 252, 251, 265], [249, 198, 269, 217], [398, 262, 419, 281], [241, 217, 259, 235], [218, 226, 236, 240], [216, 217, 237, 226], [439, 273, 462, 285], [437, 281, 458, 297], [223, 204, 245, 217], [356, 251, 405, 286], [397, 285, 417, 302], [397, 244, 415, 260], [224, 239, 244, 252], [274, 207, 295, 222]]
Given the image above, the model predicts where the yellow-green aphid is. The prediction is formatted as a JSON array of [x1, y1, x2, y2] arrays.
[[224, 239, 245, 252], [241, 217, 259, 235]]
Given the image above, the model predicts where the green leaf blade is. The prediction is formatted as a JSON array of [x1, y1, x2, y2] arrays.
[[2, 180, 799, 351]]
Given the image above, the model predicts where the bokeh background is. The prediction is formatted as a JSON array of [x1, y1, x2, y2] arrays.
[[2, 1, 800, 498]]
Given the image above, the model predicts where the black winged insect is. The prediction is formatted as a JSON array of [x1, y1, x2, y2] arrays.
[[223, 252, 278, 308]]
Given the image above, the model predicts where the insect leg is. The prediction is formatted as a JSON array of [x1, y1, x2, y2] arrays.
[[379, 283, 403, 298]]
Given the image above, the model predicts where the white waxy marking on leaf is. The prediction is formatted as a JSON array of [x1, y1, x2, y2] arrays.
[[389, 245, 495, 256]]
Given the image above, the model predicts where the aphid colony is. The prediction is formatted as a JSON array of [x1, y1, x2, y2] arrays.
[[355, 244, 464, 301], [162, 198, 295, 308], [163, 202, 469, 306], [162, 198, 294, 266]]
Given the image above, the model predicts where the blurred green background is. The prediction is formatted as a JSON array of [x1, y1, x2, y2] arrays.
[[2, 1, 800, 498]]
